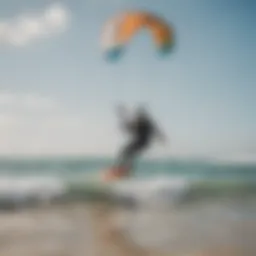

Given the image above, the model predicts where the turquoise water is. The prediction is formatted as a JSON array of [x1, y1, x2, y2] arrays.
[[0, 157, 255, 180], [0, 157, 255, 207]]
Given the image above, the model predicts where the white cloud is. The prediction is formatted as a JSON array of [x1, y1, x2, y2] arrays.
[[0, 113, 16, 126], [0, 91, 59, 113], [0, 3, 70, 47], [0, 91, 117, 156], [0, 92, 16, 105]]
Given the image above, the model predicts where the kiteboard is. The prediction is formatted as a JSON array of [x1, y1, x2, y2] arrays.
[[101, 166, 130, 182]]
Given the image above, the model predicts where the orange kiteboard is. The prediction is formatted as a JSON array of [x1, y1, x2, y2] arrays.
[[102, 166, 130, 182]]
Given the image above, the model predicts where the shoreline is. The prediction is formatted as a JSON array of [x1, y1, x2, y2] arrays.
[[0, 201, 170, 256], [89, 202, 173, 256], [0, 201, 254, 256]]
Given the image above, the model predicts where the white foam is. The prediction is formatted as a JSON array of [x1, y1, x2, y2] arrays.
[[111, 176, 191, 208], [0, 176, 67, 206]]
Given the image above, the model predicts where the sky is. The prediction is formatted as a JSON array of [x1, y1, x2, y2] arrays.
[[0, 0, 255, 161]]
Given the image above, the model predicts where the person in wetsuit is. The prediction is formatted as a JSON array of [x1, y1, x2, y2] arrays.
[[113, 104, 167, 174]]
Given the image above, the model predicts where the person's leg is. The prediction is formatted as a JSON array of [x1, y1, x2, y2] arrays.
[[115, 140, 146, 173], [115, 142, 137, 169]]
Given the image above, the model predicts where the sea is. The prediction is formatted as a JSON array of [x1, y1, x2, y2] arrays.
[[0, 156, 255, 205], [0, 157, 255, 253]]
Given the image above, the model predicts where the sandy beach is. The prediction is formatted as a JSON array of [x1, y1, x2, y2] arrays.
[[0, 202, 167, 256], [0, 200, 255, 256]]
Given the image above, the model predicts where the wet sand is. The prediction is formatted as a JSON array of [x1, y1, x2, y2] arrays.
[[0, 202, 169, 256], [0, 202, 254, 256]]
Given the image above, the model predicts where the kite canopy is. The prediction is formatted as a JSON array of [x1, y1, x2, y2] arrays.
[[101, 11, 175, 61]]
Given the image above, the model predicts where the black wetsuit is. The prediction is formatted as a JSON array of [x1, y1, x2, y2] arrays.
[[117, 116, 155, 169]]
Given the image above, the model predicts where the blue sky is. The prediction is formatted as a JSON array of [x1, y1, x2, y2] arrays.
[[0, 0, 255, 161]]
